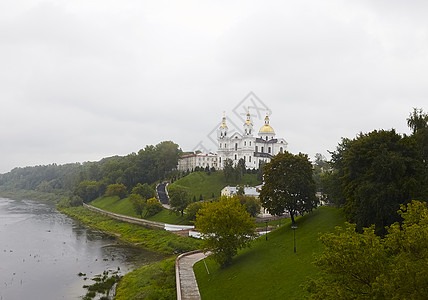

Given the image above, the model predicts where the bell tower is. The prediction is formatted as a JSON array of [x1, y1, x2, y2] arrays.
[[243, 110, 253, 136]]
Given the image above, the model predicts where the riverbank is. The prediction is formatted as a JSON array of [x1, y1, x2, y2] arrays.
[[59, 205, 201, 299], [0, 187, 68, 204], [59, 206, 200, 254]]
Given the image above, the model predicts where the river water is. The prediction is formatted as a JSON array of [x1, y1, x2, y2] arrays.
[[0, 198, 166, 299]]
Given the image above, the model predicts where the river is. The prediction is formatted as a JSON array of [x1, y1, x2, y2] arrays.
[[0, 197, 166, 299]]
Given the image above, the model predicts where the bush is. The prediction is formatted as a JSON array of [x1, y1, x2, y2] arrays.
[[146, 197, 162, 217], [105, 183, 127, 199]]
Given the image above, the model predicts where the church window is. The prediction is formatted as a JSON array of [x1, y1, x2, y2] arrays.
[[244, 156, 246, 162], [249, 156, 252, 162], [261, 147, 264, 153], [235, 143, 238, 150], [244, 141, 246, 146], [225, 143, 227, 148], [219, 143, 221, 148], [255, 146, 258, 152], [219, 157, 222, 163], [280, 147, 283, 153], [250, 141, 252, 146], [266, 136, 268, 141], [268, 147, 271, 153], [234, 154, 237, 160]]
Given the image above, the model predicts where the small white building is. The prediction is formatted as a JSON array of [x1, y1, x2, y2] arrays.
[[177, 152, 218, 172], [221, 185, 261, 197], [221, 185, 272, 217]]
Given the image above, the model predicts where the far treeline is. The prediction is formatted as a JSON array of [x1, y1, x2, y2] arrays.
[[0, 141, 182, 204]]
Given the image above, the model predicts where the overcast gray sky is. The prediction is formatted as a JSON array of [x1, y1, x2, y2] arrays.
[[1, 0, 427, 173]]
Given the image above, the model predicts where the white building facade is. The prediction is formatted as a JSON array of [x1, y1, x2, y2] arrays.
[[217, 112, 287, 170], [177, 152, 218, 172]]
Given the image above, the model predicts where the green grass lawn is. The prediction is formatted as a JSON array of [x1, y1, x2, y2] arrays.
[[194, 206, 345, 299], [90, 196, 191, 225], [169, 171, 261, 201]]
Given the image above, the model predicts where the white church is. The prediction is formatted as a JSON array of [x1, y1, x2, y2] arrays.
[[217, 112, 288, 170]]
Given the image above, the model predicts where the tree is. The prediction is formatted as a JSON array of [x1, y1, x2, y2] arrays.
[[260, 151, 318, 224], [195, 196, 257, 267], [307, 200, 428, 299], [146, 197, 163, 217], [340, 129, 424, 233], [235, 158, 246, 181], [155, 141, 182, 178], [237, 195, 262, 217], [186, 201, 204, 221], [74, 180, 105, 203], [168, 185, 190, 216], [130, 193, 146, 218], [223, 159, 234, 184], [407, 107, 428, 134], [131, 183, 156, 200], [105, 183, 128, 199]]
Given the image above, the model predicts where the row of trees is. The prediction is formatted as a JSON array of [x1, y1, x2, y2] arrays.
[[71, 141, 181, 203], [223, 158, 264, 184]]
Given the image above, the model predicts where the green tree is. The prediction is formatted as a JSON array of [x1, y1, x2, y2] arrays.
[[168, 185, 190, 216], [236, 185, 245, 195], [223, 159, 234, 184], [260, 151, 318, 224], [130, 193, 146, 218], [341, 129, 424, 233], [307, 200, 428, 299], [146, 197, 163, 217], [237, 195, 262, 217], [74, 180, 104, 203], [407, 107, 428, 134], [186, 201, 204, 221], [132, 183, 156, 200], [105, 183, 128, 199], [195, 196, 257, 267], [235, 158, 246, 181], [156, 141, 182, 178]]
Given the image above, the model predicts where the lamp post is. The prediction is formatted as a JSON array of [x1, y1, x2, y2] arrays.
[[291, 223, 298, 253], [265, 220, 268, 241]]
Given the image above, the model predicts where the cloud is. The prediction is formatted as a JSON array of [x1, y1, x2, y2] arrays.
[[0, 0, 427, 173]]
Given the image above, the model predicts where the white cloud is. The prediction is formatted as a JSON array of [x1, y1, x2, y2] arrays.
[[0, 0, 427, 172]]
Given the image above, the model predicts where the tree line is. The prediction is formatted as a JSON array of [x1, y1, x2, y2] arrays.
[[0, 141, 182, 206]]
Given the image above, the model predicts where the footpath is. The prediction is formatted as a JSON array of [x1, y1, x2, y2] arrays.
[[176, 251, 210, 300]]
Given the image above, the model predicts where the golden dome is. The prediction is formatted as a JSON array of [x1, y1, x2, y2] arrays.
[[220, 115, 228, 128], [259, 113, 274, 133], [245, 119, 252, 126], [259, 124, 275, 133]]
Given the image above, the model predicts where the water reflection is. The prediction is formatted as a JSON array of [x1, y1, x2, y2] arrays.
[[0, 197, 166, 299]]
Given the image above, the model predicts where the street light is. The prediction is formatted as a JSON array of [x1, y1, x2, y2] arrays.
[[291, 223, 298, 253], [265, 220, 268, 241]]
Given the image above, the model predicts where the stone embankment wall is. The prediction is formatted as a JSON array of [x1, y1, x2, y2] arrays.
[[83, 203, 194, 231]]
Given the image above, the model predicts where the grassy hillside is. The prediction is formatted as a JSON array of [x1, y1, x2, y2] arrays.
[[90, 196, 191, 225], [194, 206, 345, 299], [59, 206, 199, 254], [169, 171, 261, 201]]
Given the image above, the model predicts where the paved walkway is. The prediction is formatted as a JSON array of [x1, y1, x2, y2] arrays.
[[156, 182, 170, 209], [176, 251, 210, 300]]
